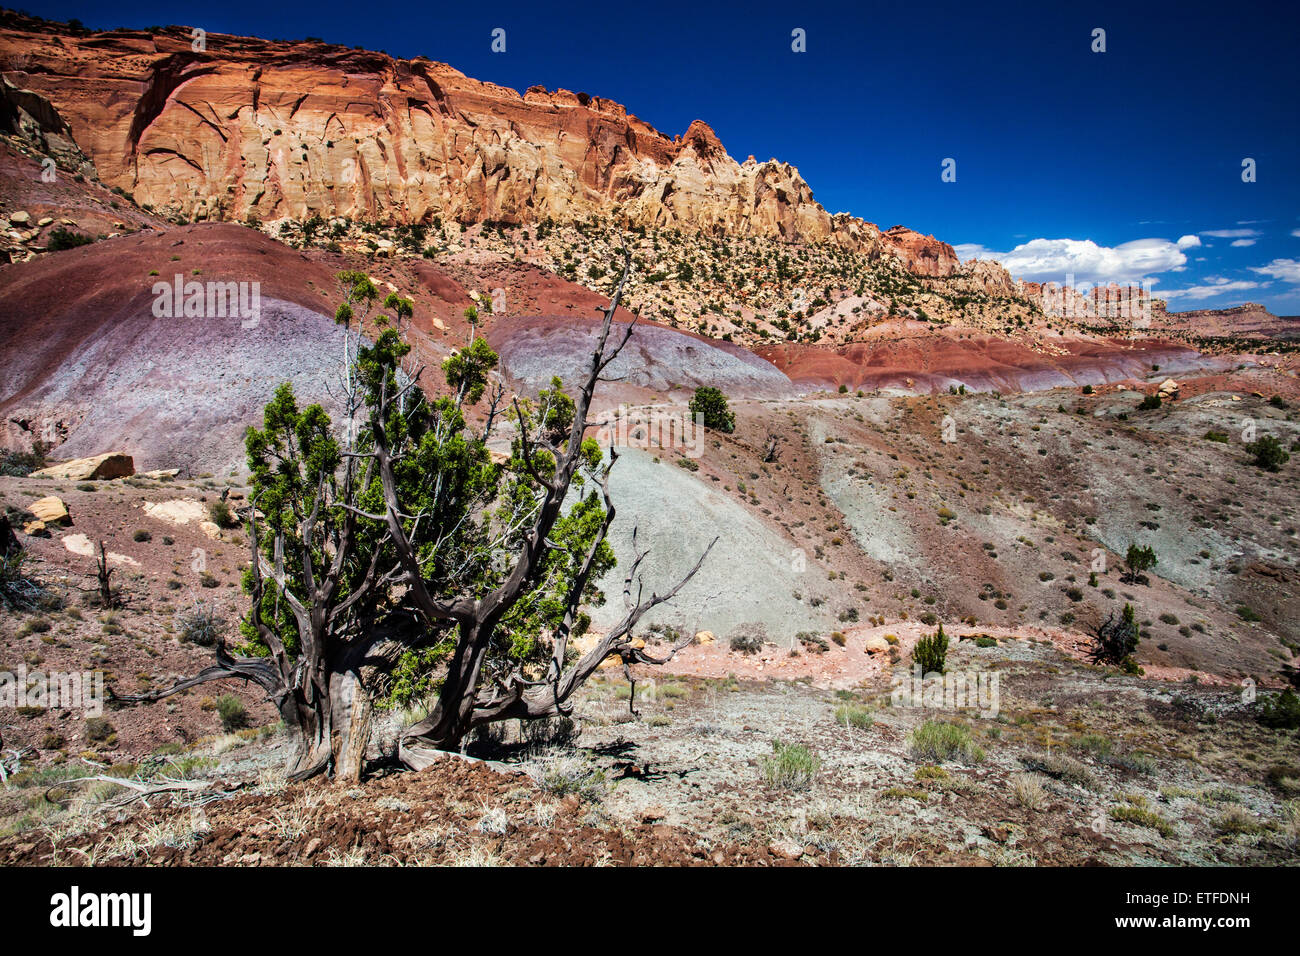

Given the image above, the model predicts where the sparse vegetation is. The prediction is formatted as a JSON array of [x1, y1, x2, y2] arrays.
[[215, 694, 248, 732], [913, 623, 948, 675], [1089, 603, 1142, 673], [1257, 689, 1300, 730], [909, 720, 984, 764], [177, 601, 224, 646], [759, 740, 821, 789], [688, 386, 736, 433], [1246, 434, 1289, 472]]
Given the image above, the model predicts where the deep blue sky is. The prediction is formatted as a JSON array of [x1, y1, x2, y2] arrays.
[[17, 0, 1300, 312]]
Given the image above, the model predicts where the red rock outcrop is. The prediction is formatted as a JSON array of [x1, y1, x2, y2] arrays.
[[880, 225, 960, 277], [0, 16, 869, 255]]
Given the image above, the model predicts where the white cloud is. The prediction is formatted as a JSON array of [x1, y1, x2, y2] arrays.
[[1230, 238, 1257, 247], [1291, 228, 1300, 238], [957, 237, 1188, 285], [1201, 228, 1261, 239], [1250, 258, 1300, 283], [1161, 279, 1262, 301], [1176, 234, 1201, 249]]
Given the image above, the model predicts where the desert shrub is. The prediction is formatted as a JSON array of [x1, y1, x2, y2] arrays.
[[688, 386, 735, 433], [834, 704, 873, 729], [1258, 689, 1300, 730], [132, 529, 152, 542], [84, 717, 115, 743], [729, 626, 764, 654], [913, 623, 948, 675], [1203, 430, 1229, 443], [46, 227, 95, 251], [0, 441, 48, 476], [1138, 394, 1162, 411], [177, 601, 224, 647], [759, 740, 820, 789], [538, 755, 607, 801], [1111, 752, 1157, 775], [208, 498, 237, 529], [1110, 802, 1174, 838], [909, 720, 984, 763], [1214, 806, 1260, 835], [1089, 603, 1142, 672], [19, 616, 50, 635], [1070, 733, 1114, 758], [1031, 752, 1097, 789], [1246, 434, 1289, 472], [0, 547, 43, 610], [1010, 772, 1048, 810], [1123, 543, 1157, 583], [215, 694, 248, 731]]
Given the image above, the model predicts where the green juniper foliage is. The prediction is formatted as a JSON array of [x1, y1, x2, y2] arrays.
[[689, 386, 736, 433], [238, 270, 616, 712], [913, 623, 948, 675]]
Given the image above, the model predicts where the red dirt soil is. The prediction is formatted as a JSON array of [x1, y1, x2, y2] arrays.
[[0, 758, 808, 866], [759, 323, 1231, 393]]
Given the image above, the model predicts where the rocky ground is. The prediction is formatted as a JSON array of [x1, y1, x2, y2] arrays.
[[1, 645, 1296, 866], [1, 362, 1297, 865]]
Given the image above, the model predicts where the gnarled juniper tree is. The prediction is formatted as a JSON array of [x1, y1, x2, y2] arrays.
[[1089, 603, 1142, 674], [116, 255, 713, 781]]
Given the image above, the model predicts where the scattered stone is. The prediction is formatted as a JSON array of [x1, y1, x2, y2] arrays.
[[864, 635, 891, 654], [143, 498, 208, 524], [29, 496, 70, 526], [61, 533, 140, 566], [982, 825, 1009, 844], [8, 210, 30, 225], [769, 839, 804, 860], [29, 452, 135, 481]]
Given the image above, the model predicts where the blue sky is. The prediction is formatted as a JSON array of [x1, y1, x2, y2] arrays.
[[19, 0, 1300, 313]]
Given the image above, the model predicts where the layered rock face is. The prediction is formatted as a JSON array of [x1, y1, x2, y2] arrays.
[[880, 225, 960, 277], [0, 19, 865, 250], [0, 15, 1035, 303]]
